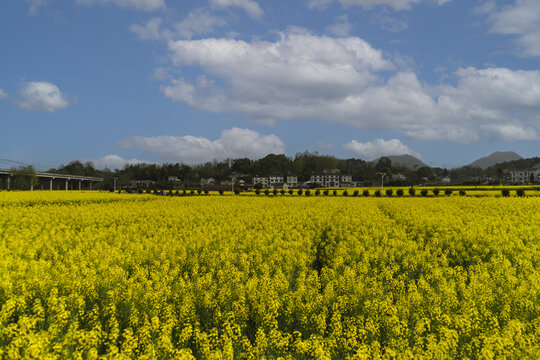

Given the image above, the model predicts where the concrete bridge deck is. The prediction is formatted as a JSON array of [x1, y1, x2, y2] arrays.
[[0, 168, 103, 190]]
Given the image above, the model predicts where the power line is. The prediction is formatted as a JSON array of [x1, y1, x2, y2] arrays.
[[0, 158, 54, 172]]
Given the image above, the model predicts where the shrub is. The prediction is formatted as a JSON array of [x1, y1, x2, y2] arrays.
[[353, 190, 359, 197], [297, 189, 303, 196], [305, 190, 311, 196], [234, 189, 240, 195], [280, 190, 286, 196], [363, 190, 370, 197], [343, 190, 348, 197], [323, 190, 329, 196], [197, 189, 203, 195], [273, 189, 278, 196], [517, 189, 525, 197], [288, 189, 294, 195], [218, 190, 224, 195], [433, 188, 440, 196], [255, 189, 260, 195], [445, 189, 453, 196], [501, 189, 510, 197], [396, 189, 404, 197], [374, 190, 382, 197], [408, 188, 415, 196], [315, 189, 320, 196], [459, 190, 466, 196], [264, 189, 270, 196], [421, 189, 428, 197], [204, 190, 209, 195], [386, 189, 393, 197], [333, 190, 337, 196]]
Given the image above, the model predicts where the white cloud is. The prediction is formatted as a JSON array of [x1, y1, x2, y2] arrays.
[[210, 0, 263, 18], [317, 140, 335, 150], [0, 89, 7, 99], [76, 0, 165, 11], [131, 10, 226, 41], [25, 0, 46, 15], [18, 81, 70, 112], [307, 0, 450, 11], [488, 0, 540, 56], [481, 124, 539, 141], [163, 28, 394, 120], [174, 9, 227, 39], [130, 17, 165, 40], [344, 138, 420, 160], [159, 29, 540, 143], [326, 15, 353, 36], [84, 155, 148, 170], [116, 127, 285, 164]]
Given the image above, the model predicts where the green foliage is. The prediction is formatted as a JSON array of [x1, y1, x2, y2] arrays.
[[9, 165, 38, 190]]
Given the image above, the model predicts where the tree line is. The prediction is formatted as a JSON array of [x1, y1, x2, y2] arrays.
[[41, 152, 540, 191]]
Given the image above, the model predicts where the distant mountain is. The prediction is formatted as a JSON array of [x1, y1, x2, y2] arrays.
[[468, 151, 523, 170], [373, 154, 427, 170]]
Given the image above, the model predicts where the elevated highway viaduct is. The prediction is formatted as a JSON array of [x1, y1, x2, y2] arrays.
[[0, 168, 103, 190]]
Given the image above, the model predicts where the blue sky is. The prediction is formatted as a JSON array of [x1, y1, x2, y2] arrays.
[[1, 0, 539, 170]]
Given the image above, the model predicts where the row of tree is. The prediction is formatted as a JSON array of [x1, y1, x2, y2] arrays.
[[39, 152, 538, 191]]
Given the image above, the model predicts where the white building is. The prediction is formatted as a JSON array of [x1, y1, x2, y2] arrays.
[[392, 173, 407, 182], [508, 168, 540, 184], [253, 175, 297, 188], [309, 174, 353, 187], [286, 175, 298, 188], [253, 176, 269, 188]]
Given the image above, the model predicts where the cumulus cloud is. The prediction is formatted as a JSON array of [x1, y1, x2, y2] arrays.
[[0, 89, 7, 99], [487, 0, 540, 57], [344, 138, 420, 160], [84, 155, 149, 170], [158, 28, 540, 143], [307, 0, 450, 11], [210, 0, 263, 19], [116, 128, 285, 164], [17, 81, 70, 112], [76, 0, 165, 11]]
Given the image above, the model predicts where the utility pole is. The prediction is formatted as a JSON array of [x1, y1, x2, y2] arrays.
[[231, 177, 236, 195], [113, 177, 118, 192], [377, 172, 387, 192]]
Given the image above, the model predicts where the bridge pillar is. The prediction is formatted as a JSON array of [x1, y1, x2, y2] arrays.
[[50, 178, 53, 191], [7, 176, 10, 190], [79, 180, 82, 190], [65, 179, 69, 191], [90, 182, 92, 190]]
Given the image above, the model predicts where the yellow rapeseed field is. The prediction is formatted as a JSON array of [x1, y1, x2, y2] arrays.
[[0, 192, 539, 359]]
